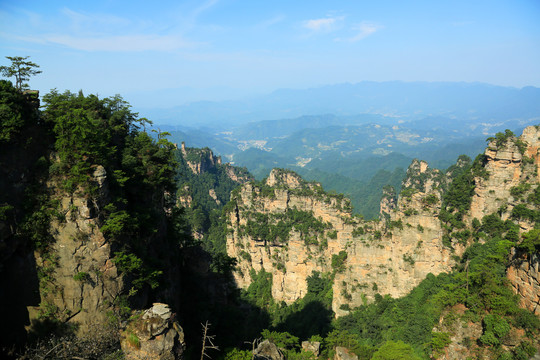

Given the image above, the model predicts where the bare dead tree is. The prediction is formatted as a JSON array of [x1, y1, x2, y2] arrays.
[[200, 321, 219, 360], [245, 337, 261, 360]]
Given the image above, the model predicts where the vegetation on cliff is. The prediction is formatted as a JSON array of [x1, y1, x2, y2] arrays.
[[220, 129, 540, 359], [2, 68, 539, 360], [175, 144, 252, 253], [41, 89, 183, 299], [0, 79, 192, 357]]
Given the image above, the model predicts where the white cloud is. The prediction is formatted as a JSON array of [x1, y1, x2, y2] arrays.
[[303, 16, 344, 32], [257, 15, 285, 29], [0, 6, 202, 52], [335, 22, 382, 42], [192, 0, 220, 18], [61, 7, 130, 29], [16, 33, 196, 52]]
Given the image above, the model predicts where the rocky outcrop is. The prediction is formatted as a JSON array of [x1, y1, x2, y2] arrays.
[[181, 143, 221, 175], [209, 189, 220, 205], [470, 126, 540, 224], [254, 340, 284, 360], [121, 303, 185, 360], [507, 252, 540, 315], [432, 305, 484, 360], [302, 341, 321, 356], [29, 165, 124, 333], [226, 166, 456, 316], [226, 126, 540, 318], [0, 93, 47, 350], [334, 346, 358, 360], [225, 164, 252, 183], [177, 185, 192, 208], [379, 185, 397, 219]]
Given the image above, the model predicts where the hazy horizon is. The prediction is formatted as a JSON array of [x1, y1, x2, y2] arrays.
[[1, 0, 540, 113]]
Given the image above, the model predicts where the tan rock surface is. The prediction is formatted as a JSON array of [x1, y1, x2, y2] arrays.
[[507, 252, 540, 315], [226, 126, 540, 318], [227, 166, 455, 315], [121, 303, 185, 360], [31, 166, 124, 333]]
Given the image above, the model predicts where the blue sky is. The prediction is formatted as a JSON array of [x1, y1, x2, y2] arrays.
[[1, 0, 539, 108]]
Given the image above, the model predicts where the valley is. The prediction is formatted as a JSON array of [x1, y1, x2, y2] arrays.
[[1, 80, 539, 360]]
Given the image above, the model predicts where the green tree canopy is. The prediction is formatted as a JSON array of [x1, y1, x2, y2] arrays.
[[0, 56, 42, 90], [371, 340, 421, 360]]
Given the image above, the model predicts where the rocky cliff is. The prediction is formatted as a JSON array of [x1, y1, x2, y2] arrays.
[[29, 165, 125, 333], [181, 142, 221, 175], [0, 88, 49, 349], [176, 143, 253, 241], [177, 143, 252, 208], [226, 163, 454, 316], [470, 127, 540, 227], [0, 87, 187, 358], [226, 126, 540, 317], [508, 252, 540, 316]]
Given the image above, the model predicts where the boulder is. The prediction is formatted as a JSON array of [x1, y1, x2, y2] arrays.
[[334, 346, 358, 360], [302, 341, 321, 356], [254, 339, 284, 360], [121, 303, 185, 360]]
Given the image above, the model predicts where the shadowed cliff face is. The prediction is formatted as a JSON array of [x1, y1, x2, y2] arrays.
[[226, 126, 540, 317], [1, 88, 188, 357], [0, 88, 45, 351]]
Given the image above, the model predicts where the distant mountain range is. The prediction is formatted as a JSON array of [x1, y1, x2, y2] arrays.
[[143, 81, 540, 128], [149, 81, 540, 218]]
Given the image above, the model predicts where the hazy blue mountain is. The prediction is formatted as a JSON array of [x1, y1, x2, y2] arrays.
[[146, 81, 538, 219], [143, 81, 540, 128], [230, 113, 393, 140]]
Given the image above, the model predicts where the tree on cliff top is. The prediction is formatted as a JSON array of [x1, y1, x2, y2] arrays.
[[0, 56, 42, 91]]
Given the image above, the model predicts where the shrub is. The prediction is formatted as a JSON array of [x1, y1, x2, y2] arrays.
[[126, 332, 140, 349], [430, 332, 451, 357], [331, 251, 348, 273], [73, 272, 90, 282], [480, 314, 510, 347]]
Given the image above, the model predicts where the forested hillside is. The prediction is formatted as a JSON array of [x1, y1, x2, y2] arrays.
[[221, 129, 540, 359], [0, 80, 188, 358], [1, 78, 539, 360]]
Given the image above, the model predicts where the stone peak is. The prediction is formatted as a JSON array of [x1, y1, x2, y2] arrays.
[[266, 168, 306, 189]]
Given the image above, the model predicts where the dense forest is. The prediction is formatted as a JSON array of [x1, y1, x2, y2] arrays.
[[1, 74, 539, 360]]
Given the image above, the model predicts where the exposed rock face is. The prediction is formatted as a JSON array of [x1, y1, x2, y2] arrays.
[[379, 185, 397, 219], [334, 346, 358, 360], [253, 340, 284, 360], [29, 165, 124, 333], [181, 143, 221, 175], [226, 164, 251, 183], [177, 185, 192, 208], [507, 252, 540, 315], [121, 303, 185, 360], [226, 166, 455, 316], [432, 305, 484, 360], [209, 189, 220, 205], [226, 126, 540, 318], [266, 169, 303, 189], [302, 341, 321, 356], [470, 126, 540, 225]]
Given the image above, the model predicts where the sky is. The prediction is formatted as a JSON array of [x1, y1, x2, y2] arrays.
[[1, 0, 540, 109]]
